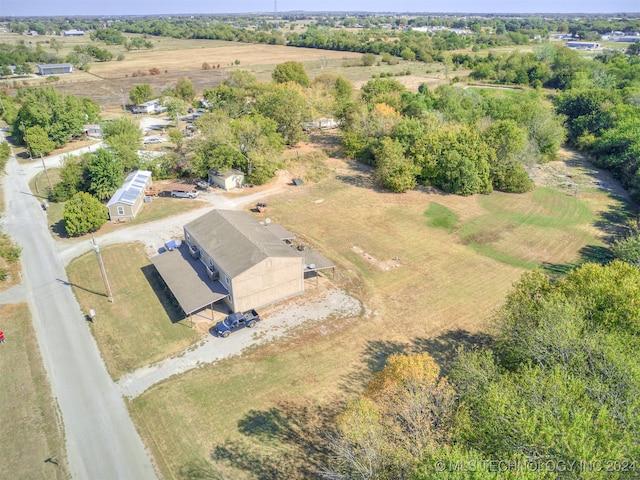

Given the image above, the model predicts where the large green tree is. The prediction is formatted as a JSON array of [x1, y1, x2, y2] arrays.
[[102, 117, 142, 169], [129, 84, 155, 105], [24, 124, 55, 157], [63, 192, 108, 236], [13, 86, 100, 149], [173, 77, 196, 102], [373, 137, 417, 193], [86, 149, 124, 201], [256, 83, 310, 145], [271, 61, 310, 87]]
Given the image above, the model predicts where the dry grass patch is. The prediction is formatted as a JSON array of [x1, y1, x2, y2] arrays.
[[66, 243, 199, 379], [0, 303, 68, 479]]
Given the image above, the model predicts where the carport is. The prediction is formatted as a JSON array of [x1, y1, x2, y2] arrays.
[[151, 243, 228, 321], [300, 248, 336, 283]]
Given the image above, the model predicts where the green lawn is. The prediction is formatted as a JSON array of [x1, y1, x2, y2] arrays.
[[66, 243, 199, 379], [0, 304, 68, 479], [457, 188, 600, 269], [424, 201, 459, 231]]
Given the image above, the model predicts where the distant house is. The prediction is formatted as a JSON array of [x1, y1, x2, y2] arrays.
[[83, 124, 102, 138], [208, 169, 245, 190], [132, 99, 167, 115], [63, 29, 85, 36], [37, 63, 73, 75], [313, 117, 340, 129], [616, 35, 640, 43], [106, 170, 153, 222], [566, 41, 601, 50]]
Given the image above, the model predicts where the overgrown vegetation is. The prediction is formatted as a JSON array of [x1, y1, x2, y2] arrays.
[[342, 79, 561, 195], [325, 261, 640, 479]]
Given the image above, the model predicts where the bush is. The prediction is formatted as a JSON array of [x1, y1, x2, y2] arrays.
[[361, 53, 376, 66], [0, 232, 21, 263], [116, 53, 125, 61], [149, 67, 160, 75], [202, 62, 212, 70], [0, 141, 10, 173]]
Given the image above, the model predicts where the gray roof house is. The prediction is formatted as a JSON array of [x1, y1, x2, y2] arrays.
[[37, 63, 74, 75], [183, 210, 304, 312]]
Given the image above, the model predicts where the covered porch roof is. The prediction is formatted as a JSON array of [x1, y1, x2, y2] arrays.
[[151, 243, 228, 315]]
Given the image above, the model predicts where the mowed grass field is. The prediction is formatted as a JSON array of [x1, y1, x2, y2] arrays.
[[0, 303, 68, 480], [66, 243, 199, 379], [119, 154, 628, 479]]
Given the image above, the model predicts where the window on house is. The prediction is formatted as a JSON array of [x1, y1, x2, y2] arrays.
[[117, 206, 125, 215]]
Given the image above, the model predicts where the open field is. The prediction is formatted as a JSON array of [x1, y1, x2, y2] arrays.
[[0, 303, 68, 479], [63, 146, 627, 478], [0, 35, 451, 114]]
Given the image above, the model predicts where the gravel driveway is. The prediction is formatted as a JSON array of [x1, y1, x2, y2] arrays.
[[118, 287, 362, 398]]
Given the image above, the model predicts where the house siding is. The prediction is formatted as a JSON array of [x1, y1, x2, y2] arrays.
[[231, 257, 303, 312]]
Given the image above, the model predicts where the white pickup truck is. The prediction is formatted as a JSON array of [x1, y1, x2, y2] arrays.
[[171, 189, 199, 199]]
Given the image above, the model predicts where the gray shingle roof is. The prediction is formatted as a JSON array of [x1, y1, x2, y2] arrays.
[[185, 210, 302, 278]]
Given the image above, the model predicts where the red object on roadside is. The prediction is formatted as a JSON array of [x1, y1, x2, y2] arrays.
[[0, 331, 4, 342]]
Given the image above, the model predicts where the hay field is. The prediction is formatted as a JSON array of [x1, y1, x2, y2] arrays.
[[2, 35, 447, 112]]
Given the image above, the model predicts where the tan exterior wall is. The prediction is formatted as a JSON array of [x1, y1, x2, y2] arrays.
[[231, 257, 304, 312], [208, 172, 245, 190], [108, 203, 135, 222]]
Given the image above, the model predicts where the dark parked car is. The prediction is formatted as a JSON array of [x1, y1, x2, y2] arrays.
[[213, 309, 260, 337]]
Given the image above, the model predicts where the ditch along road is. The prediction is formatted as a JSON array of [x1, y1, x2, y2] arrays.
[[1, 148, 157, 479]]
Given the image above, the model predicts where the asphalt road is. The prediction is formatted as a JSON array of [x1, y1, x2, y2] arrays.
[[1, 152, 156, 478]]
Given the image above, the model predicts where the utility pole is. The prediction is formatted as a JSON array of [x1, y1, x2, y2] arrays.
[[120, 88, 126, 112], [91, 233, 113, 303], [20, 120, 33, 161], [40, 154, 53, 192]]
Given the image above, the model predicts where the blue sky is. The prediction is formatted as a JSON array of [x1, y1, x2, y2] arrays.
[[1, 0, 638, 17]]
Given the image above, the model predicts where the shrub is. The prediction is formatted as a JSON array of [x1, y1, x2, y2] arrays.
[[361, 53, 376, 66], [202, 62, 212, 70], [149, 67, 160, 75]]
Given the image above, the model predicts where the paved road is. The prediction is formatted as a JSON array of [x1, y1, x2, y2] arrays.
[[1, 153, 156, 479]]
